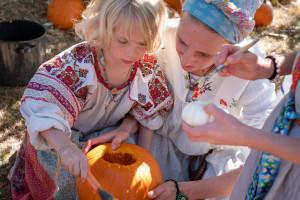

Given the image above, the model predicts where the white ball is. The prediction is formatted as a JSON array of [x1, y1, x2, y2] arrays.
[[182, 101, 210, 126]]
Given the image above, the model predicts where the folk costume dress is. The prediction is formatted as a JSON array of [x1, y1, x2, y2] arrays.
[[9, 42, 173, 200], [150, 19, 276, 185], [230, 52, 300, 200]]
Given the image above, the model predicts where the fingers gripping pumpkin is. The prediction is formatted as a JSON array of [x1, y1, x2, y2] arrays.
[[77, 143, 163, 200]]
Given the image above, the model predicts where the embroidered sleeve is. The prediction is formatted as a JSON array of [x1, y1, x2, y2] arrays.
[[20, 42, 97, 150], [129, 54, 173, 130]]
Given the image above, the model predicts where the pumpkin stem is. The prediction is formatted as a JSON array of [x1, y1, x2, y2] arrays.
[[103, 152, 136, 165]]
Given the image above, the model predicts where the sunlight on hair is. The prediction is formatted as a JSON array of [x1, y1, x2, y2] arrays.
[[75, 0, 168, 52]]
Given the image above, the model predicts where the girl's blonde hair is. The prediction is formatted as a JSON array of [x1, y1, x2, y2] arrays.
[[75, 0, 168, 52]]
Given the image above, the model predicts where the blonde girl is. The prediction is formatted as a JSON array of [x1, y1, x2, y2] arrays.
[[9, 1, 172, 199]]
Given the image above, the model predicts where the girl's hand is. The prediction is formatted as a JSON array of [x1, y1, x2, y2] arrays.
[[40, 128, 89, 181], [84, 115, 138, 152], [84, 127, 130, 153], [57, 143, 89, 181], [148, 181, 177, 200], [182, 104, 249, 146]]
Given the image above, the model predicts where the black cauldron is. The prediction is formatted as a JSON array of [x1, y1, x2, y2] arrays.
[[0, 20, 46, 86]]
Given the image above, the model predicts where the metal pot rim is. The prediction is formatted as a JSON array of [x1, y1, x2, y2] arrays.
[[0, 19, 46, 43]]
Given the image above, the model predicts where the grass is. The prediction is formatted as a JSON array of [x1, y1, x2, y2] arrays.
[[0, 87, 25, 200], [0, 87, 25, 165]]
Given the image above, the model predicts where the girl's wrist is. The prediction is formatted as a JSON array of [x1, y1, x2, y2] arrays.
[[41, 128, 72, 151], [122, 115, 138, 133], [120, 121, 133, 133]]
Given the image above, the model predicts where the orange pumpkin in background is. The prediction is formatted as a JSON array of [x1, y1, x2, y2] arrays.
[[47, 0, 84, 30], [164, 0, 183, 13], [254, 1, 274, 26], [77, 143, 163, 200]]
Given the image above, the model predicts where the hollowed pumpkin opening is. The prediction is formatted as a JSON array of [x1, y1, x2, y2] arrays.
[[103, 152, 136, 166], [77, 144, 163, 200]]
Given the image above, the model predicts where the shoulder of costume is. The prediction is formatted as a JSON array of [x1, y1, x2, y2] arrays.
[[138, 53, 162, 77], [39, 41, 95, 73], [33, 41, 98, 99], [58, 41, 94, 62]]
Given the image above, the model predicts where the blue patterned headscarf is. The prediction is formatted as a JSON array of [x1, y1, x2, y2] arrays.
[[183, 0, 263, 43]]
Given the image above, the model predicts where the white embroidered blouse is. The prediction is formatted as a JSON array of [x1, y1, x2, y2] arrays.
[[20, 42, 173, 150]]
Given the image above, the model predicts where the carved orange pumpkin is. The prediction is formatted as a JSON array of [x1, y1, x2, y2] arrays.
[[47, 0, 84, 30], [254, 1, 274, 26], [164, 0, 183, 13], [77, 143, 163, 200]]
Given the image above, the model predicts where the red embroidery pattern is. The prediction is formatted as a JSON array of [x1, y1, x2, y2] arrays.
[[56, 66, 80, 89], [91, 48, 139, 91], [292, 56, 300, 94], [21, 96, 49, 104], [156, 70, 166, 81], [72, 44, 90, 62], [39, 44, 92, 101], [44, 63, 59, 73], [141, 64, 153, 77], [79, 68, 88, 78], [292, 55, 300, 125], [138, 93, 147, 104], [84, 54, 94, 64], [142, 102, 154, 112], [27, 82, 77, 120], [38, 72, 83, 111], [191, 79, 212, 100], [143, 54, 157, 65], [148, 78, 170, 107], [53, 57, 65, 68], [220, 99, 228, 107], [141, 54, 157, 77], [128, 54, 173, 122], [132, 104, 160, 120], [23, 43, 93, 126]]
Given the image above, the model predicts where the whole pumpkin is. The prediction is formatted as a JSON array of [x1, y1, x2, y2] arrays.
[[77, 143, 163, 200], [164, 0, 183, 13], [47, 0, 84, 30], [254, 1, 274, 26]]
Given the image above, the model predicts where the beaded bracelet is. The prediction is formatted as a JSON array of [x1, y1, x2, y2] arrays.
[[165, 179, 188, 200], [266, 55, 280, 83]]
